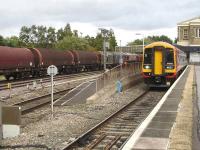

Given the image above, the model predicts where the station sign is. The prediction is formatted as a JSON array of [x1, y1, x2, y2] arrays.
[[47, 65, 58, 76]]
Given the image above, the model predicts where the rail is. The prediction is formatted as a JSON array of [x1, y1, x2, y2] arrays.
[[61, 90, 166, 149]]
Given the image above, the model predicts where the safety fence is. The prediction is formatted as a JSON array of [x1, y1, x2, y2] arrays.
[[95, 62, 142, 92]]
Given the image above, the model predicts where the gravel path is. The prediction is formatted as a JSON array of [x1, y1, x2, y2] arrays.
[[1, 83, 147, 149]]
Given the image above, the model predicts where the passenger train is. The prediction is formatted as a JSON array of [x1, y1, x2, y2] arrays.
[[142, 41, 187, 87]]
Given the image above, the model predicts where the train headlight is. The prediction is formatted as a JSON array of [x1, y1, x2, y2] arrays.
[[165, 65, 174, 69], [143, 65, 151, 69]]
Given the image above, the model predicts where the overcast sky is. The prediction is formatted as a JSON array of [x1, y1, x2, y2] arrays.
[[0, 0, 200, 45]]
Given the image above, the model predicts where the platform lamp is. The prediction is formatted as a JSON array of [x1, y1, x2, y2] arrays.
[[120, 40, 123, 76], [136, 33, 144, 72], [135, 33, 144, 54]]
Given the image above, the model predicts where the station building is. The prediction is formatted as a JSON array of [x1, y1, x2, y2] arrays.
[[177, 16, 200, 63]]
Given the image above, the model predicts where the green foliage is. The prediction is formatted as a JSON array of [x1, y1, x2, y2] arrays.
[[85, 29, 117, 51], [47, 27, 56, 48], [127, 39, 143, 45], [5, 36, 21, 47], [174, 37, 178, 44], [19, 26, 32, 47], [128, 35, 173, 46], [1, 23, 118, 51], [85, 35, 95, 47], [0, 35, 21, 47], [94, 33, 104, 51], [19, 25, 57, 48], [108, 29, 117, 51], [149, 35, 173, 44], [55, 36, 90, 50], [57, 28, 65, 41], [64, 23, 73, 37], [73, 30, 78, 37], [0, 35, 6, 46]]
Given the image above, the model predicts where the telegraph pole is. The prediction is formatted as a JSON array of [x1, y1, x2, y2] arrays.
[[120, 40, 123, 76], [99, 28, 109, 71]]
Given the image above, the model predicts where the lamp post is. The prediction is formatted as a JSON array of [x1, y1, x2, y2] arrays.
[[99, 28, 109, 71], [120, 40, 122, 64], [136, 33, 144, 54], [120, 40, 123, 76]]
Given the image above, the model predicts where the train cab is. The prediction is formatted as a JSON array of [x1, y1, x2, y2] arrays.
[[142, 42, 187, 87]]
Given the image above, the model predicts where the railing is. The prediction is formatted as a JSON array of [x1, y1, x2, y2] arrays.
[[95, 62, 142, 92]]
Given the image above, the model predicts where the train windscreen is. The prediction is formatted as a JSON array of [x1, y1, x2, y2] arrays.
[[144, 48, 152, 64], [166, 49, 174, 64]]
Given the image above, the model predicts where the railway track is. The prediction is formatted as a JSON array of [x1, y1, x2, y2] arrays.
[[0, 71, 102, 91], [62, 90, 165, 150], [13, 89, 71, 115]]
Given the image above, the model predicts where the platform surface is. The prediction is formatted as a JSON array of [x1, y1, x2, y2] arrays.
[[195, 65, 200, 148], [122, 67, 191, 150]]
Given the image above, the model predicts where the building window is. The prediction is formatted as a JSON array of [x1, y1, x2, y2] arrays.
[[183, 29, 188, 39], [178, 27, 181, 41], [195, 28, 200, 38]]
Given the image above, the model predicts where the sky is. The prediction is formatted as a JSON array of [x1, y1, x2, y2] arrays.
[[0, 0, 200, 45]]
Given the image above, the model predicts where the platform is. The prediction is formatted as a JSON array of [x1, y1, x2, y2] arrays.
[[122, 65, 199, 149], [54, 81, 96, 106]]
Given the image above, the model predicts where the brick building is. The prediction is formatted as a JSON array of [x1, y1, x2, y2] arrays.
[[177, 16, 200, 46], [177, 16, 200, 63]]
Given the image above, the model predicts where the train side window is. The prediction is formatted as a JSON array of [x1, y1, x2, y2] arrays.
[[144, 49, 152, 64], [166, 49, 174, 64]]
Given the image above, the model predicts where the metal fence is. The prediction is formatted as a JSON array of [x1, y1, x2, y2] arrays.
[[115, 45, 143, 54], [95, 62, 142, 92]]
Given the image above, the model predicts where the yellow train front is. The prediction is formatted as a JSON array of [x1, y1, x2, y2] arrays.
[[142, 41, 187, 87]]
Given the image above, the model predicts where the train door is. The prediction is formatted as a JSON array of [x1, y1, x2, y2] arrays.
[[154, 49, 163, 75]]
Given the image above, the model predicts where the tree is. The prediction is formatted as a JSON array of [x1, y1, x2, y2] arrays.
[[148, 35, 173, 44], [5, 23, 118, 51], [63, 23, 73, 37], [56, 23, 73, 42], [57, 28, 65, 41], [0, 35, 6, 46], [127, 39, 143, 45], [94, 33, 104, 51], [19, 26, 32, 47], [84, 35, 97, 49], [55, 35, 90, 50], [19, 25, 57, 48], [30, 25, 37, 44], [128, 35, 173, 46], [91, 29, 117, 51], [36, 25, 47, 47], [108, 29, 117, 51], [5, 36, 20, 47], [73, 30, 78, 37], [47, 27, 56, 48], [174, 37, 178, 44]]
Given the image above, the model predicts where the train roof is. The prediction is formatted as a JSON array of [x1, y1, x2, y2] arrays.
[[145, 41, 175, 49]]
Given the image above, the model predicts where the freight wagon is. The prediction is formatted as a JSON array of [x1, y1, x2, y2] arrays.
[[0, 46, 142, 80]]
